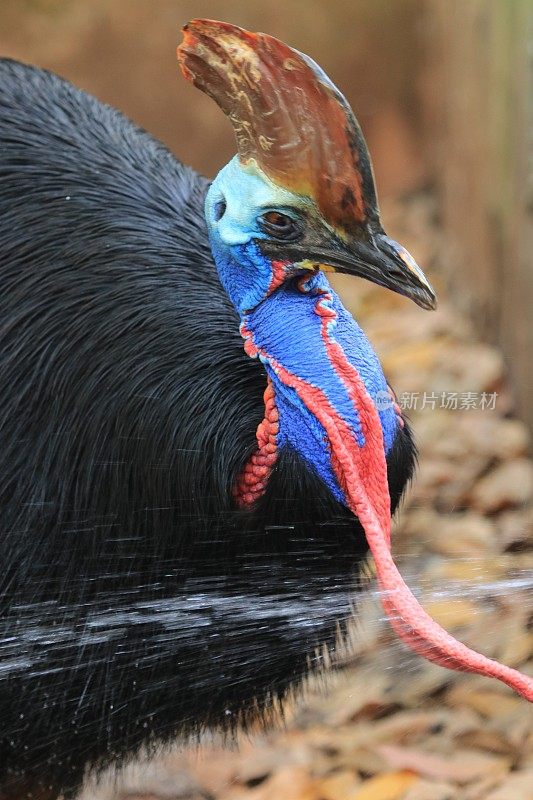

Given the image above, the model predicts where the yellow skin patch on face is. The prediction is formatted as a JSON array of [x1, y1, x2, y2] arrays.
[[297, 259, 336, 274]]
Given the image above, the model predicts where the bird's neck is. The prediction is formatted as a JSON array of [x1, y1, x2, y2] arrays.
[[230, 266, 399, 512], [216, 250, 533, 702]]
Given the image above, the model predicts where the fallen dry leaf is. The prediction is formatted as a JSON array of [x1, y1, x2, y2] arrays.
[[375, 744, 510, 785], [401, 777, 456, 800], [351, 771, 418, 800], [470, 459, 533, 513], [422, 598, 484, 629], [422, 512, 497, 557], [227, 766, 316, 800], [316, 769, 361, 799], [484, 769, 533, 800], [445, 685, 526, 720]]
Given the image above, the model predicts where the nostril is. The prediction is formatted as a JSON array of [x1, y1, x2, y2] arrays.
[[213, 199, 226, 221]]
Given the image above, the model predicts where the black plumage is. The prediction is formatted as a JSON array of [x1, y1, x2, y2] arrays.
[[0, 60, 415, 798]]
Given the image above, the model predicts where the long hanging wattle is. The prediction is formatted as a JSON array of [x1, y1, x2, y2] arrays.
[[236, 279, 533, 703]]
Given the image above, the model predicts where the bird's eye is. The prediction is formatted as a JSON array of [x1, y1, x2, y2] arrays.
[[213, 200, 226, 221], [258, 210, 302, 241]]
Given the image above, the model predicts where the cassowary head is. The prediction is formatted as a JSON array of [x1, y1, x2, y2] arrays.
[[177, 20, 533, 702], [177, 18, 436, 315]]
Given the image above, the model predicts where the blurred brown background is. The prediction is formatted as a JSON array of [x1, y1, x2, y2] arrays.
[[0, 0, 531, 429]]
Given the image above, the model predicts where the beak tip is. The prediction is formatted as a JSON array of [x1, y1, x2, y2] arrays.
[[420, 290, 438, 311]]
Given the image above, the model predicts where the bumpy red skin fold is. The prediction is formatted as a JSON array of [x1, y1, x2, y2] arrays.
[[233, 378, 279, 508]]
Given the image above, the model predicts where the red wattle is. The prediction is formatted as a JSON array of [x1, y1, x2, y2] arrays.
[[314, 294, 533, 702], [238, 288, 533, 702], [268, 259, 291, 295], [233, 378, 279, 508]]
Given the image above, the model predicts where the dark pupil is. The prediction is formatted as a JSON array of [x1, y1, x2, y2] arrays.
[[258, 210, 302, 241], [264, 211, 291, 229]]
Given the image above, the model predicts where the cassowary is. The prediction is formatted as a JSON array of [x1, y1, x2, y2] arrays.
[[0, 17, 530, 800]]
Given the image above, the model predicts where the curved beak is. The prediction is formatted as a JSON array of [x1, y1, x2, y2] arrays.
[[262, 230, 436, 310], [260, 225, 437, 310], [303, 233, 437, 310], [336, 234, 437, 310]]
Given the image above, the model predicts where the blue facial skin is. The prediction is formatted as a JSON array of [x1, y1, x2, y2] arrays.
[[205, 157, 310, 315], [206, 157, 399, 505]]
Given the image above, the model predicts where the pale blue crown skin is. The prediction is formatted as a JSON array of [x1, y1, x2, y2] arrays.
[[206, 159, 398, 503], [205, 157, 313, 314]]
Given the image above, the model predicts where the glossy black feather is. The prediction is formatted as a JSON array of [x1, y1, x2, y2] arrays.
[[0, 59, 416, 798]]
